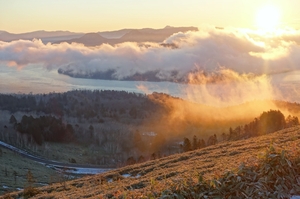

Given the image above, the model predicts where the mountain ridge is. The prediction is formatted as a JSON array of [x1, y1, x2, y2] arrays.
[[0, 30, 83, 42], [0, 26, 198, 46], [56, 26, 198, 46]]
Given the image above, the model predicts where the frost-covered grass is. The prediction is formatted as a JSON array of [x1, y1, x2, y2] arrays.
[[0, 148, 58, 195], [3, 125, 300, 198]]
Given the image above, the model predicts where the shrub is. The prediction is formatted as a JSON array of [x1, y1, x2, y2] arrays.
[[160, 145, 300, 198]]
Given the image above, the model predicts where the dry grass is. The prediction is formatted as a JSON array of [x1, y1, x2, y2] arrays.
[[3, 125, 300, 198]]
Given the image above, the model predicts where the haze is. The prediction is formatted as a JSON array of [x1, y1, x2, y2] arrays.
[[1, 0, 300, 33]]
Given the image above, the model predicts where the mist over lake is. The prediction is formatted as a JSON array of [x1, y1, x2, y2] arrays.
[[1, 64, 300, 106], [0, 64, 182, 95]]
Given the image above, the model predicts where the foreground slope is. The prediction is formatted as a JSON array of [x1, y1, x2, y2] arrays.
[[0, 148, 58, 195], [4, 125, 300, 198]]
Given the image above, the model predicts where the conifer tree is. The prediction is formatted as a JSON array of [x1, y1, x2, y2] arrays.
[[183, 137, 191, 152], [192, 135, 198, 150]]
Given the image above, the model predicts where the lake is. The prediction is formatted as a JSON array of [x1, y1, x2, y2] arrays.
[[1, 64, 300, 105]]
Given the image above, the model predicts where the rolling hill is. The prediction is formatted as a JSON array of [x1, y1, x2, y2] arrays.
[[3, 125, 300, 198]]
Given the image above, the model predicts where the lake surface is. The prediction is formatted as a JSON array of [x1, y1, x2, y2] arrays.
[[1, 64, 300, 105], [0, 64, 187, 96]]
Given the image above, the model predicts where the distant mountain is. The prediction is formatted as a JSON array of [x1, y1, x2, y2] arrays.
[[119, 29, 164, 43], [140, 26, 198, 35], [0, 26, 198, 45], [63, 33, 111, 46], [55, 26, 198, 46], [0, 30, 83, 43], [98, 29, 132, 39], [97, 26, 199, 39]]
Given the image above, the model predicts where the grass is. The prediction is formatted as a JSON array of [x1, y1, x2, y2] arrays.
[[3, 125, 300, 198], [30, 142, 105, 165], [0, 147, 59, 196]]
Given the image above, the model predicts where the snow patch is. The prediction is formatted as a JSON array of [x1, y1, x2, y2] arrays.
[[37, 182, 49, 186], [122, 173, 141, 178], [135, 174, 141, 178], [291, 196, 300, 199], [122, 174, 131, 178], [55, 167, 111, 175]]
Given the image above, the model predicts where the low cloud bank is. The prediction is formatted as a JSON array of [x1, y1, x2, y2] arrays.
[[1, 27, 300, 104], [1, 27, 300, 80]]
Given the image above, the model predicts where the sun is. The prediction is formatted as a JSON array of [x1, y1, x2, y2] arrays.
[[256, 5, 281, 30]]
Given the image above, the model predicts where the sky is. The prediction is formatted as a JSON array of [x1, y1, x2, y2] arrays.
[[1, 0, 300, 33]]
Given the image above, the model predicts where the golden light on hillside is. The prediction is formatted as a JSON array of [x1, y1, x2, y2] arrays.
[[256, 5, 281, 31]]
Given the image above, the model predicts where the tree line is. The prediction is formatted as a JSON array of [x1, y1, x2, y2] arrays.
[[12, 115, 74, 145], [0, 90, 163, 123], [225, 110, 299, 141], [181, 110, 299, 153]]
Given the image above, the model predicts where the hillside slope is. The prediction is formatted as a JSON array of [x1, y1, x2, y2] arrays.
[[0, 147, 59, 196], [4, 125, 300, 198]]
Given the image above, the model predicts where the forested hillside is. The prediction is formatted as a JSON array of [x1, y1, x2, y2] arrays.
[[0, 90, 299, 167]]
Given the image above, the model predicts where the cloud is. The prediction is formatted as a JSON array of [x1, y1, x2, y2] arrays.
[[136, 84, 151, 95], [184, 69, 275, 106], [0, 28, 300, 80], [1, 27, 300, 104], [1, 28, 300, 80]]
